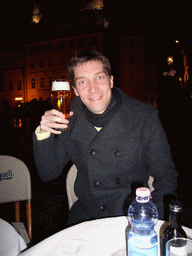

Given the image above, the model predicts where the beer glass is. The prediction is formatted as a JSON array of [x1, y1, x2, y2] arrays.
[[52, 80, 71, 131], [166, 238, 192, 256]]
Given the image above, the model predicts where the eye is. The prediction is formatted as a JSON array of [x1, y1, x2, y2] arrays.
[[98, 75, 104, 80], [79, 80, 86, 85]]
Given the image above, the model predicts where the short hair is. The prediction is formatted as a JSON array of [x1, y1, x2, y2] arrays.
[[67, 50, 112, 87]]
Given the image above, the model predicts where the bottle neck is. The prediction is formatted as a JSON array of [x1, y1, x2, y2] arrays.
[[136, 196, 150, 203], [169, 211, 181, 228]]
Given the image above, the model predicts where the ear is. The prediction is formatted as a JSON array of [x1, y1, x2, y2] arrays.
[[73, 86, 79, 97], [110, 75, 114, 88]]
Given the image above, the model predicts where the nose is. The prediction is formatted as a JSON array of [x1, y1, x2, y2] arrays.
[[89, 81, 98, 94]]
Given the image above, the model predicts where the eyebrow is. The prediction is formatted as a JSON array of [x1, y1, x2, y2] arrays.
[[74, 71, 107, 82]]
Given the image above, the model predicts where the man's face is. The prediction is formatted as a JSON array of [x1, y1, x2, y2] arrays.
[[73, 60, 113, 114]]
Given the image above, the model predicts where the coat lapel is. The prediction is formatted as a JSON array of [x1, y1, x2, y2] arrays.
[[70, 114, 98, 144]]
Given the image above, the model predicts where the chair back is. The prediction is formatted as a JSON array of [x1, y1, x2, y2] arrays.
[[148, 175, 155, 193], [0, 218, 27, 256], [0, 155, 32, 242], [66, 164, 78, 210]]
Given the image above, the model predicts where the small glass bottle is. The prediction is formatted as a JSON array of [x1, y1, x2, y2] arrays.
[[161, 200, 187, 256]]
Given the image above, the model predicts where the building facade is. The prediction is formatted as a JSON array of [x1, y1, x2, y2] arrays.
[[24, 32, 104, 102], [0, 32, 104, 109], [0, 44, 26, 108]]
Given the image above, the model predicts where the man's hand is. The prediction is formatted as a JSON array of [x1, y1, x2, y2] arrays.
[[40, 109, 74, 134]]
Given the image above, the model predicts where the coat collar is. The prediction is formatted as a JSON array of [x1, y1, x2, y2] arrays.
[[70, 111, 125, 144], [70, 88, 134, 144]]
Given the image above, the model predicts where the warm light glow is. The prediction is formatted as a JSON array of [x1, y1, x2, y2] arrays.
[[175, 40, 179, 44], [167, 56, 173, 65], [87, 0, 104, 10], [32, 2, 42, 24], [32, 15, 42, 24], [92, 0, 103, 9], [15, 97, 23, 101]]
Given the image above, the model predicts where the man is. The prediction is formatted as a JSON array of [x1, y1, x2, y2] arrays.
[[33, 50, 178, 226]]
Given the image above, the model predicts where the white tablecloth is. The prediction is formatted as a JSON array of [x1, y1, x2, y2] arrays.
[[19, 216, 192, 256], [0, 218, 27, 256]]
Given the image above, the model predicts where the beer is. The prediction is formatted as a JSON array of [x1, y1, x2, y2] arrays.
[[52, 80, 71, 130]]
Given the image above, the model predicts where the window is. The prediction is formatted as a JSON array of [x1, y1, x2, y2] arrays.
[[49, 77, 53, 87], [60, 57, 65, 66], [3, 61, 9, 67], [9, 82, 13, 91], [31, 78, 36, 89], [61, 75, 66, 80], [39, 59, 44, 68], [0, 82, 4, 91], [48, 43, 53, 51], [40, 77, 45, 88], [130, 54, 135, 64], [69, 40, 74, 48], [30, 60, 35, 69], [0, 74, 4, 91], [30, 46, 34, 53], [129, 39, 135, 47], [91, 37, 97, 46], [39, 45, 44, 52], [17, 80, 22, 90], [80, 38, 85, 47], [130, 74, 135, 84], [60, 41, 65, 48], [48, 58, 53, 67], [10, 60, 16, 66]]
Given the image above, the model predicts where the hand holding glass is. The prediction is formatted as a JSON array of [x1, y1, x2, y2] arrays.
[[166, 238, 192, 256], [52, 80, 71, 131]]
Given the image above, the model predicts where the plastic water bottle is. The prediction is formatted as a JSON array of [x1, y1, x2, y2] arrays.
[[127, 187, 158, 256]]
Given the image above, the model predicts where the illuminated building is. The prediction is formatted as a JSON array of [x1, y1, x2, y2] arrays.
[[24, 32, 104, 102], [0, 0, 158, 108]]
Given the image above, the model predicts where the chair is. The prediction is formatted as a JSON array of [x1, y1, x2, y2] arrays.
[[66, 165, 155, 210], [148, 175, 155, 194], [66, 164, 78, 210], [0, 218, 27, 256], [0, 155, 32, 244]]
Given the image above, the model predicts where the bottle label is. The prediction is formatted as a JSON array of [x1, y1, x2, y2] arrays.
[[168, 245, 188, 256], [128, 243, 157, 256]]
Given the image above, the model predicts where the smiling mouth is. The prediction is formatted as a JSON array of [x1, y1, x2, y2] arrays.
[[89, 96, 102, 101]]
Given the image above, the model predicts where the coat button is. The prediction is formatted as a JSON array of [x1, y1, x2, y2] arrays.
[[100, 205, 106, 212], [90, 149, 96, 156], [93, 180, 100, 187], [114, 150, 120, 156], [116, 177, 120, 184]]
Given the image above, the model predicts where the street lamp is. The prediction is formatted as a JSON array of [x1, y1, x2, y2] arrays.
[[167, 56, 173, 65]]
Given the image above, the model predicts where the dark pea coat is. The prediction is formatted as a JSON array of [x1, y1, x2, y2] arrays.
[[33, 88, 177, 225]]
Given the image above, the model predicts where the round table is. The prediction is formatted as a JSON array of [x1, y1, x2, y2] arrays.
[[0, 218, 27, 256], [19, 216, 192, 256]]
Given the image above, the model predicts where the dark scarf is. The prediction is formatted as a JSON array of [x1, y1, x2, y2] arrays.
[[82, 88, 122, 127]]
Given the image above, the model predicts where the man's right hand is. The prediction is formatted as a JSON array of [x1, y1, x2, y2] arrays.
[[40, 109, 74, 134]]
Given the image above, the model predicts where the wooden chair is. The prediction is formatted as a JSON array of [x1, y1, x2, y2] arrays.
[[0, 155, 32, 244]]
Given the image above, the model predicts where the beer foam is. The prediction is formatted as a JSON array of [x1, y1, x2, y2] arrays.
[[52, 81, 70, 91]]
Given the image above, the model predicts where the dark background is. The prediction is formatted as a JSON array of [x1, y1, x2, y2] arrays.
[[0, 0, 192, 245]]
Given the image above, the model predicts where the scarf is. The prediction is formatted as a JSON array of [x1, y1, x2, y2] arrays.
[[82, 88, 122, 127]]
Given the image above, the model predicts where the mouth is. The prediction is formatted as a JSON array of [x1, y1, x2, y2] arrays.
[[89, 95, 102, 101]]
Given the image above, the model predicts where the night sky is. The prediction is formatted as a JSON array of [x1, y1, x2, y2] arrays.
[[0, 0, 191, 46]]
